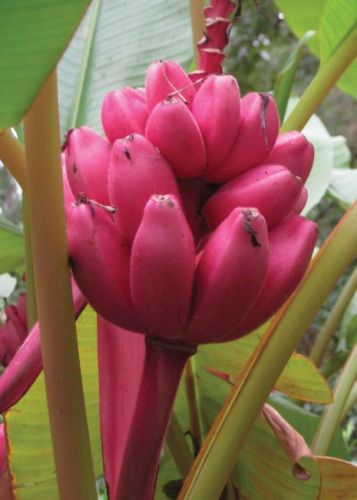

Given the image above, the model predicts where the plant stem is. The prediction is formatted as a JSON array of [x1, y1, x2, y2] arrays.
[[0, 129, 26, 188], [189, 0, 205, 64], [22, 196, 37, 328], [310, 266, 357, 366], [166, 412, 194, 477], [23, 71, 96, 500], [281, 26, 357, 132], [341, 380, 357, 422], [312, 343, 357, 455], [116, 338, 196, 500], [184, 357, 202, 448], [179, 202, 357, 500]]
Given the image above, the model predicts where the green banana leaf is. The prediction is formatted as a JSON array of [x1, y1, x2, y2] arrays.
[[57, 0, 193, 138], [274, 0, 357, 99], [0, 0, 90, 128], [5, 306, 102, 499], [199, 327, 333, 403]]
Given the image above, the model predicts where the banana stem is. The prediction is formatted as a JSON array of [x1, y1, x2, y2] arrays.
[[116, 339, 196, 500], [340, 380, 357, 422], [23, 71, 96, 500], [312, 343, 357, 455], [310, 266, 357, 366], [281, 26, 357, 132], [0, 129, 26, 188]]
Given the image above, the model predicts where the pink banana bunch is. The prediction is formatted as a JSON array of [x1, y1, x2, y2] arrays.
[[64, 59, 317, 346], [0, 293, 27, 367]]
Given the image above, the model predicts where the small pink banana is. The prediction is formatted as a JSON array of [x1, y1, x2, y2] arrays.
[[264, 131, 314, 183], [64, 126, 111, 204], [192, 74, 241, 170], [226, 215, 317, 339], [101, 87, 148, 143], [146, 98, 207, 179], [187, 208, 269, 344], [206, 92, 280, 182], [67, 199, 141, 332], [203, 164, 302, 229], [145, 60, 196, 111], [108, 133, 181, 242], [130, 195, 195, 339]]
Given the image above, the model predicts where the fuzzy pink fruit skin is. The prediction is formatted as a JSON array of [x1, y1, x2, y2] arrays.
[[108, 134, 181, 242], [187, 208, 269, 344], [203, 164, 303, 230], [146, 99, 207, 179], [206, 92, 280, 183], [224, 215, 317, 340], [67, 200, 142, 332], [292, 187, 308, 215], [101, 87, 148, 143], [264, 131, 314, 183], [192, 74, 241, 170], [64, 127, 111, 204], [130, 195, 195, 339], [145, 60, 196, 111]]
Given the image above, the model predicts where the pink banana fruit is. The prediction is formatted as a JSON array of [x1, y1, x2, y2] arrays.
[[145, 60, 196, 111], [130, 195, 195, 339], [192, 74, 241, 169], [203, 164, 303, 229], [187, 208, 269, 344], [145, 98, 207, 179], [225, 215, 317, 339], [292, 187, 308, 215], [67, 199, 141, 332], [101, 87, 148, 143], [108, 134, 181, 242], [264, 131, 314, 183], [206, 92, 280, 182], [64, 127, 111, 204]]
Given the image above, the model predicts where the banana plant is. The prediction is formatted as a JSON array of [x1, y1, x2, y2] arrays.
[[0, 0, 356, 499]]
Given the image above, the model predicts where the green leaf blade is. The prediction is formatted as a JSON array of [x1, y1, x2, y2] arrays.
[[0, 0, 90, 128]]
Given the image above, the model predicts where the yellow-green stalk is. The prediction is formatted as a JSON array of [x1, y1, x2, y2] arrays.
[[0, 129, 26, 188], [23, 71, 96, 500], [312, 343, 357, 455], [310, 266, 357, 366]]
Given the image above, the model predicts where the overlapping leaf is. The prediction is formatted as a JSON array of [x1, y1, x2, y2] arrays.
[[0, 0, 90, 128], [198, 328, 332, 403]]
